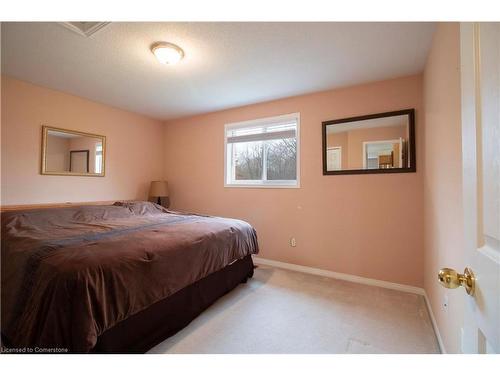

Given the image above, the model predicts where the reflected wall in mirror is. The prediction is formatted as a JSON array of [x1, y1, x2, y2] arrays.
[[41, 126, 106, 176], [322, 109, 415, 175]]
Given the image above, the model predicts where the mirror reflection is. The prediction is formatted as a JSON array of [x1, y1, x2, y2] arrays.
[[323, 109, 415, 174], [42, 127, 105, 176]]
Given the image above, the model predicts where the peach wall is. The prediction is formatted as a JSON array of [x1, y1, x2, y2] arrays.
[[164, 75, 424, 287], [1, 76, 165, 205], [423, 23, 464, 353]]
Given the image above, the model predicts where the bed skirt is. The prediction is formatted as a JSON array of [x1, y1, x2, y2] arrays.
[[92, 255, 255, 353]]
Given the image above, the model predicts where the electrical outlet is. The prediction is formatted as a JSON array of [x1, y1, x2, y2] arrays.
[[290, 237, 297, 247]]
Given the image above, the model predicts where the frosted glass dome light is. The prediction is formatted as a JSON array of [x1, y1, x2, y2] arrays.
[[151, 42, 184, 65]]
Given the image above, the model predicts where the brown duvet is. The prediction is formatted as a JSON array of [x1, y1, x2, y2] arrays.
[[1, 201, 259, 352]]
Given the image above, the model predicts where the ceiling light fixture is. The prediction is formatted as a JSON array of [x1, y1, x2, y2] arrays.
[[151, 42, 184, 65]]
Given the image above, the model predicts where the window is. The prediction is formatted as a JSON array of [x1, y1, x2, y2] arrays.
[[225, 113, 300, 188], [95, 143, 103, 174]]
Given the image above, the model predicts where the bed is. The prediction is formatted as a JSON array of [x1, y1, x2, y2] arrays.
[[1, 201, 259, 353]]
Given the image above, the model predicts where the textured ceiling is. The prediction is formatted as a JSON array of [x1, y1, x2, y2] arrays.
[[1, 22, 435, 120]]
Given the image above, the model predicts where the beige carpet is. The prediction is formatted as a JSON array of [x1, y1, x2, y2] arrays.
[[149, 265, 440, 354]]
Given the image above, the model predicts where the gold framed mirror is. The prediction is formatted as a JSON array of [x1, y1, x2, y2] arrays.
[[41, 126, 106, 177]]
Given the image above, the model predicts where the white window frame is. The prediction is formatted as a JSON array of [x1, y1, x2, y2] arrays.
[[95, 143, 103, 174], [224, 112, 300, 188]]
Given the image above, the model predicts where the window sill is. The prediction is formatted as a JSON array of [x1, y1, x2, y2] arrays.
[[224, 183, 300, 189]]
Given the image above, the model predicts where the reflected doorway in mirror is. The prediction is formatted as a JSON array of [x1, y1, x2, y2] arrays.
[[326, 147, 342, 171]]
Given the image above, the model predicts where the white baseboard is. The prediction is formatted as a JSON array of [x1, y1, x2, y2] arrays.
[[253, 256, 425, 295], [253, 256, 446, 354], [423, 292, 446, 354]]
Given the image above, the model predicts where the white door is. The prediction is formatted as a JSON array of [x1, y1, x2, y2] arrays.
[[460, 22, 500, 354], [326, 147, 342, 171]]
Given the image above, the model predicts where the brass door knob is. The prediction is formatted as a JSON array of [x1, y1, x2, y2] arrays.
[[438, 267, 475, 296]]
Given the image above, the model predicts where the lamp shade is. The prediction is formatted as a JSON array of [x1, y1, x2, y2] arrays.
[[149, 180, 169, 197]]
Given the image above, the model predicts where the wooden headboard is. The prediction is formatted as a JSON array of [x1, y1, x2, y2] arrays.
[[0, 200, 119, 212]]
